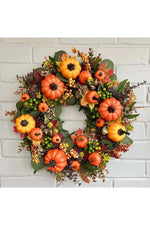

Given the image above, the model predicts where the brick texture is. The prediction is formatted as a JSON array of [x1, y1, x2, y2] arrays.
[[0, 38, 150, 187]]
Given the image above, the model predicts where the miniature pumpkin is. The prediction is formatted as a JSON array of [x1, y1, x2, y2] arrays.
[[71, 161, 80, 171], [86, 91, 99, 104], [96, 118, 105, 127], [21, 94, 30, 102], [38, 102, 48, 112], [76, 135, 88, 148], [60, 57, 81, 79], [95, 70, 105, 81], [16, 114, 35, 133], [98, 98, 123, 121], [45, 149, 67, 172], [79, 71, 92, 84], [30, 128, 43, 141], [108, 123, 128, 142], [41, 74, 64, 100], [52, 134, 61, 144], [89, 152, 101, 166]]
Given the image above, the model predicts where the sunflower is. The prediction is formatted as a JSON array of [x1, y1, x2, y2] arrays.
[[16, 114, 35, 133]]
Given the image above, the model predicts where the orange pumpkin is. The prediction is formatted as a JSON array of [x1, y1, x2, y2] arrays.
[[76, 135, 88, 148], [96, 118, 105, 127], [60, 57, 81, 79], [45, 149, 67, 172], [98, 98, 123, 121], [38, 102, 48, 112], [71, 161, 80, 171], [86, 91, 99, 104], [30, 128, 43, 141], [41, 75, 64, 100], [21, 94, 30, 102], [79, 71, 92, 84], [89, 152, 101, 166], [95, 70, 105, 81], [52, 134, 61, 144]]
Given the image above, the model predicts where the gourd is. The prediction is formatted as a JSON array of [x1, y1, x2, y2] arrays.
[[45, 149, 67, 172], [79, 71, 92, 84], [96, 118, 105, 127], [30, 128, 43, 141], [108, 123, 129, 142], [38, 102, 48, 112], [71, 161, 80, 171], [76, 135, 88, 148], [98, 98, 122, 121], [21, 94, 30, 102], [41, 75, 64, 100], [88, 152, 101, 166], [86, 91, 99, 104], [60, 57, 81, 79], [16, 114, 35, 133]]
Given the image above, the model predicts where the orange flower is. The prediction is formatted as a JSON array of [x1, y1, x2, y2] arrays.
[[95, 63, 114, 83]]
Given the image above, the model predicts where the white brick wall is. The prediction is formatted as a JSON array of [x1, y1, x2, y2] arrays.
[[0, 38, 150, 187]]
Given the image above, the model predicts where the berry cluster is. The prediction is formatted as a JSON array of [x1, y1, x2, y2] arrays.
[[23, 98, 41, 111], [84, 141, 101, 154], [97, 87, 113, 100], [41, 137, 53, 149]]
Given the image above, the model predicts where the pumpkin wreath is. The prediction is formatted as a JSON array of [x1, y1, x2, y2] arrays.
[[6, 47, 146, 186]]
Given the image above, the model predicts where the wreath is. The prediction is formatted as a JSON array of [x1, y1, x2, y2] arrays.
[[6, 47, 146, 185]]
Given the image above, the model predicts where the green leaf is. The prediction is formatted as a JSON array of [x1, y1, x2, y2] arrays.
[[128, 102, 136, 110], [121, 136, 133, 145], [66, 95, 76, 105], [54, 50, 67, 62], [60, 129, 70, 138], [29, 110, 40, 117], [54, 103, 62, 117], [126, 114, 139, 119], [56, 72, 68, 83], [86, 119, 96, 128], [100, 59, 114, 70], [115, 79, 128, 92], [44, 113, 50, 124], [99, 140, 113, 150], [31, 157, 45, 171], [62, 137, 73, 150], [110, 73, 117, 81], [49, 56, 55, 63], [16, 101, 23, 111]]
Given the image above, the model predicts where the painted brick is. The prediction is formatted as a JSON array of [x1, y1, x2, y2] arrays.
[[117, 65, 150, 83], [0, 82, 20, 102], [146, 123, 150, 139], [60, 105, 86, 121], [132, 86, 146, 103], [0, 46, 31, 63], [1, 38, 59, 44], [100, 47, 149, 65], [60, 38, 117, 44], [114, 178, 150, 187], [62, 121, 86, 133], [33, 46, 148, 65], [136, 108, 150, 122], [130, 122, 145, 140], [0, 121, 19, 139], [121, 141, 150, 159], [118, 38, 150, 45], [146, 162, 150, 177], [2, 140, 30, 158], [106, 159, 145, 178], [0, 159, 33, 176], [1, 176, 56, 187], [0, 64, 39, 82]]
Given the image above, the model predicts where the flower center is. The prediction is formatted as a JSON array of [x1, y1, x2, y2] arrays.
[[50, 83, 57, 90], [67, 63, 75, 71], [21, 120, 29, 127], [99, 72, 103, 76], [108, 106, 115, 113]]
